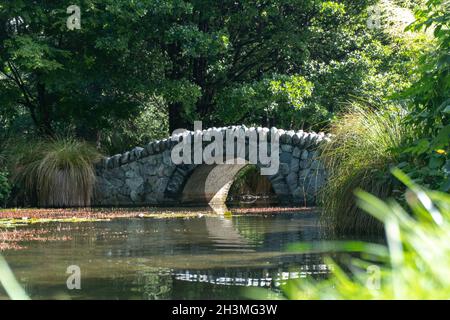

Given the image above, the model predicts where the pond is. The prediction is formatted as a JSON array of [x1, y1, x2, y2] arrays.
[[0, 208, 381, 300]]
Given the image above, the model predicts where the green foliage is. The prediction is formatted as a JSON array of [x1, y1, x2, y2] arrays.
[[0, 0, 425, 136], [210, 0, 424, 130], [0, 171, 11, 207], [0, 135, 11, 208], [282, 169, 450, 299], [214, 74, 315, 128], [400, 0, 450, 191], [98, 99, 169, 154], [11, 137, 102, 207], [1, 0, 167, 138], [318, 105, 412, 233]]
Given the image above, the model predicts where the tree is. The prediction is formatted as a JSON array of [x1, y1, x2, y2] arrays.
[[157, 0, 376, 130], [154, 0, 421, 130], [0, 1, 165, 139]]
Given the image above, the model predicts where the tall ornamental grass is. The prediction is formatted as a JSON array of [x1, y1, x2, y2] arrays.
[[319, 106, 411, 233], [13, 137, 102, 207], [283, 169, 450, 299]]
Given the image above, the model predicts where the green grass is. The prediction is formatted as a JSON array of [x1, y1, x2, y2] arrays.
[[282, 169, 450, 299], [11, 137, 102, 207], [318, 105, 412, 233]]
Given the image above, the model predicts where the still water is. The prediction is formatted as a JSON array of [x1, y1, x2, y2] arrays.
[[0, 209, 378, 300]]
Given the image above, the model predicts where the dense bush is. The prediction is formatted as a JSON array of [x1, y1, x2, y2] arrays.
[[0, 171, 11, 207], [400, 0, 450, 191], [0, 136, 11, 207]]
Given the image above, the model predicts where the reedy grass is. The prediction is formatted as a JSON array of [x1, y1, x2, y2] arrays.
[[318, 105, 411, 233], [282, 169, 450, 299], [12, 137, 102, 207]]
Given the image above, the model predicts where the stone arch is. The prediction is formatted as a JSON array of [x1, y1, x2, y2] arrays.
[[93, 125, 330, 207]]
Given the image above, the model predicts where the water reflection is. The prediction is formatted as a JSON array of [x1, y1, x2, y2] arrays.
[[1, 210, 351, 299], [173, 264, 332, 287], [204, 216, 253, 252]]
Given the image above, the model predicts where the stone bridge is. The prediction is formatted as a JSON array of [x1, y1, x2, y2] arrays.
[[93, 126, 330, 207]]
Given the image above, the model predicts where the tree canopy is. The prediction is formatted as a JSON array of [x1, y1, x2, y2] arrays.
[[1, 0, 426, 145]]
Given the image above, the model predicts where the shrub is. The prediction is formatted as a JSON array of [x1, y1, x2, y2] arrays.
[[283, 169, 450, 299], [400, 0, 450, 192], [0, 171, 11, 207], [318, 105, 412, 233], [12, 137, 102, 207]]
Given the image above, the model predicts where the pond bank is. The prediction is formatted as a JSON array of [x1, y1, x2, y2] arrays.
[[0, 206, 314, 222]]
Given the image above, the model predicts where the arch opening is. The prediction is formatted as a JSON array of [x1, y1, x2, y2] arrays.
[[179, 163, 280, 207], [226, 165, 278, 207]]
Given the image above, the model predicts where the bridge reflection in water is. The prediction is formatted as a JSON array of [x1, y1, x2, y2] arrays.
[[173, 263, 332, 287], [2, 209, 342, 299], [133, 209, 333, 300]]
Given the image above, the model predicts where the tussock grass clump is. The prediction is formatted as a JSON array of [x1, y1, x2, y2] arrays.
[[319, 106, 411, 233], [13, 138, 102, 207]]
